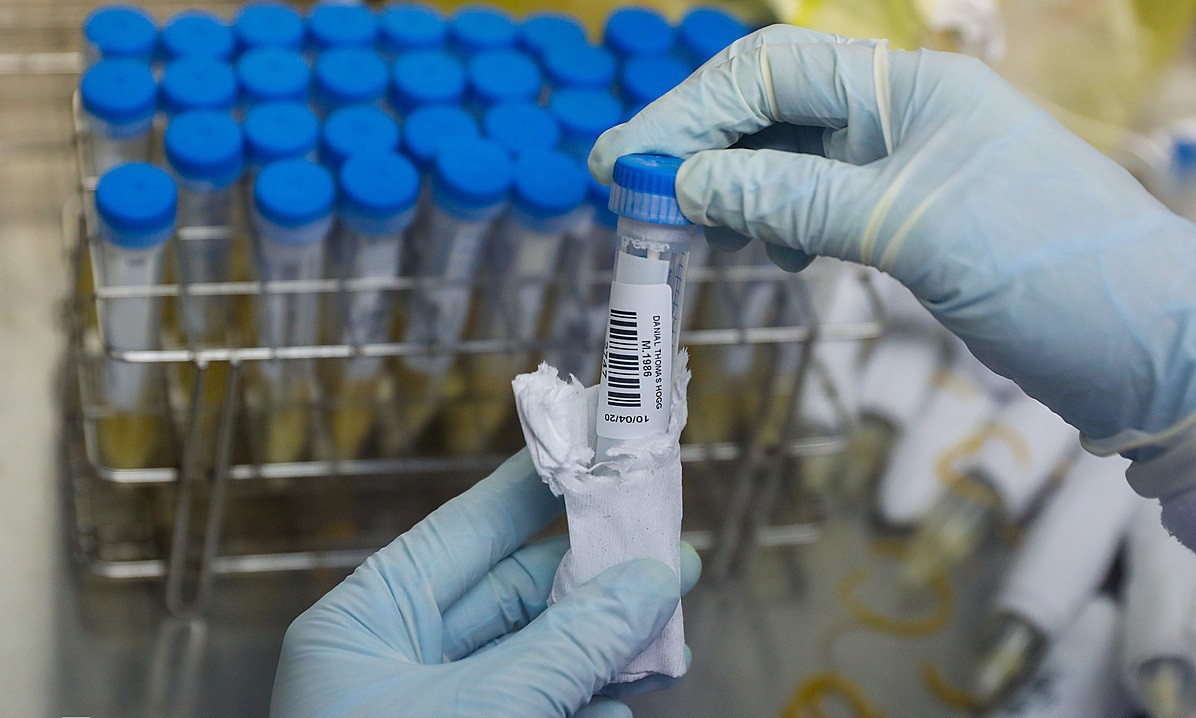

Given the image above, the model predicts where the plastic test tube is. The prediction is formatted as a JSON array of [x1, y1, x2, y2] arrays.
[[402, 105, 480, 174], [518, 13, 587, 60], [449, 6, 518, 56], [251, 158, 335, 463], [989, 597, 1129, 718], [161, 10, 234, 61], [482, 101, 560, 158], [307, 2, 378, 52], [447, 149, 589, 452], [320, 105, 400, 172], [390, 50, 466, 115], [314, 47, 388, 116], [243, 101, 320, 176], [379, 3, 445, 59], [82, 5, 157, 67], [543, 44, 618, 94], [465, 50, 543, 114], [328, 152, 420, 458], [595, 154, 698, 464], [163, 110, 243, 343], [160, 57, 238, 116], [394, 137, 513, 447], [1122, 500, 1196, 718], [548, 88, 625, 162], [677, 7, 749, 68], [80, 59, 157, 177], [902, 391, 1079, 589], [93, 163, 177, 469], [974, 452, 1137, 710], [236, 49, 310, 107], [233, 2, 305, 53], [620, 55, 691, 117], [604, 7, 676, 59]]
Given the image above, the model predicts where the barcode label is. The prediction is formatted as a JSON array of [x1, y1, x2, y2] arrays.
[[597, 281, 673, 441]]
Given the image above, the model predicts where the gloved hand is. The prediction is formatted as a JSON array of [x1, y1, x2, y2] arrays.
[[271, 449, 702, 717], [590, 25, 1196, 546]]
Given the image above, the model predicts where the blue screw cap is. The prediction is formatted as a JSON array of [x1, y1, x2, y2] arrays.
[[308, 2, 378, 50], [339, 151, 420, 223], [544, 43, 616, 91], [391, 50, 465, 111], [243, 101, 319, 167], [237, 49, 310, 104], [162, 10, 234, 60], [604, 7, 674, 58], [379, 3, 445, 54], [621, 55, 689, 107], [161, 57, 238, 115], [164, 110, 243, 187], [321, 105, 400, 169], [84, 6, 157, 62], [234, 2, 305, 52], [609, 153, 690, 225], [449, 6, 517, 54], [404, 105, 479, 170], [467, 50, 542, 107], [433, 136, 513, 213], [511, 149, 587, 221], [315, 47, 388, 110], [679, 7, 748, 66], [483, 101, 560, 157], [80, 59, 157, 126], [95, 163, 177, 246], [549, 88, 623, 148], [519, 13, 587, 58], [253, 159, 334, 232]]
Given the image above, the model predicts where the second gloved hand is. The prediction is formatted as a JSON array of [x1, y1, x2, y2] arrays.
[[590, 25, 1196, 537]]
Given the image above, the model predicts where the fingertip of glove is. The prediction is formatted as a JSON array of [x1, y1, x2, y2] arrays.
[[679, 543, 702, 595], [588, 125, 627, 185], [1160, 488, 1196, 553], [765, 242, 816, 273], [702, 225, 752, 253]]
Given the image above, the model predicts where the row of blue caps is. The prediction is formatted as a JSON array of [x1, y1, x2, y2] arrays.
[[85, 2, 748, 69]]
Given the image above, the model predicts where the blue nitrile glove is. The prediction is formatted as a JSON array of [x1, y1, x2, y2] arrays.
[[271, 449, 702, 718], [590, 25, 1196, 548]]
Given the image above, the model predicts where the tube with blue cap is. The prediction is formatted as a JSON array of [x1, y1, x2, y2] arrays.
[[604, 7, 675, 60], [320, 105, 400, 172], [620, 55, 690, 117], [160, 57, 238, 117], [80, 59, 157, 176], [236, 49, 309, 107], [328, 152, 420, 458], [163, 110, 242, 344], [93, 162, 176, 469], [392, 136, 512, 450], [251, 159, 335, 463], [82, 5, 157, 67], [243, 101, 319, 177], [402, 104, 479, 175], [161, 10, 234, 61], [518, 13, 587, 60], [595, 154, 698, 463], [390, 50, 465, 115], [543, 43, 618, 95], [445, 149, 588, 453], [448, 6, 517, 56], [314, 47, 388, 116], [677, 7, 749, 68], [234, 2, 305, 53], [482, 101, 559, 158], [379, 3, 445, 59], [465, 50, 542, 116], [548, 88, 624, 161], [307, 2, 378, 52]]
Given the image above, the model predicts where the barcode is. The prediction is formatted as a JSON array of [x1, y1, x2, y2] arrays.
[[604, 308, 641, 408]]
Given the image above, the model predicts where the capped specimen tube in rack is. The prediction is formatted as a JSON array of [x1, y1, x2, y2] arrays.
[[314, 47, 388, 116], [902, 392, 1079, 589], [548, 88, 625, 162], [465, 50, 543, 115], [236, 49, 310, 106], [595, 154, 698, 464], [160, 57, 238, 117], [678, 7, 749, 68], [391, 137, 513, 450], [482, 101, 560, 158], [604, 7, 675, 59], [401, 105, 479, 172], [620, 56, 691, 117], [250, 159, 335, 464], [80, 59, 157, 177], [82, 5, 157, 67], [327, 152, 420, 459], [234, 2, 305, 53], [307, 1, 378, 52], [974, 452, 1137, 710], [543, 44, 618, 94], [243, 101, 320, 176], [518, 13, 587, 60], [319, 105, 400, 172], [1122, 500, 1196, 718], [93, 163, 177, 469], [445, 149, 588, 453], [379, 3, 445, 59], [448, 6, 518, 56], [161, 10, 234, 62], [390, 50, 466, 114], [163, 109, 243, 344]]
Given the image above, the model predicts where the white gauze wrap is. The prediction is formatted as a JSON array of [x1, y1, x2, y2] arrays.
[[511, 353, 690, 682]]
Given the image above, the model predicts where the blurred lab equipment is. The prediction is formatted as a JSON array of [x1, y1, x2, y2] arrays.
[[233, 2, 305, 54], [236, 49, 309, 106], [378, 2, 446, 58], [319, 105, 400, 172], [80, 59, 156, 176], [449, 5, 518, 55], [604, 6, 675, 59], [313, 47, 388, 115], [307, 1, 377, 52], [482, 101, 561, 157], [519, 12, 587, 60], [82, 4, 156, 67], [160, 56, 237, 116], [390, 49, 467, 114], [161, 10, 233, 61]]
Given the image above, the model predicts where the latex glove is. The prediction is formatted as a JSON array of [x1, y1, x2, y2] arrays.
[[271, 450, 702, 718], [590, 25, 1196, 546]]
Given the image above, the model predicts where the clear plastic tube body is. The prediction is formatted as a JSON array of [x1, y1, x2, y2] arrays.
[[546, 211, 618, 384], [176, 178, 236, 343], [595, 216, 696, 462], [87, 114, 153, 177], [974, 613, 1048, 709]]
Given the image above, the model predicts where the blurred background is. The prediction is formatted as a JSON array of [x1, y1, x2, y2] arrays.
[[7, 1, 1196, 716]]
